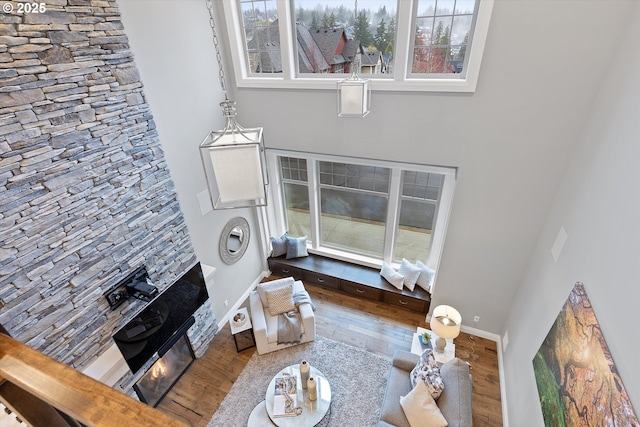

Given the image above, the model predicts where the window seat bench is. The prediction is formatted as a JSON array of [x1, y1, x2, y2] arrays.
[[267, 254, 431, 314]]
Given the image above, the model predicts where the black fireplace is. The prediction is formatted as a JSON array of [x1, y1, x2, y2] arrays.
[[112, 262, 209, 405], [133, 319, 195, 407]]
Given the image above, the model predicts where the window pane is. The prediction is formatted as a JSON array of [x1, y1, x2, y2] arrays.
[[394, 171, 443, 262], [394, 199, 435, 262], [411, 0, 477, 77], [321, 188, 388, 257], [318, 161, 390, 193], [293, 1, 397, 76], [280, 157, 310, 237], [283, 183, 311, 237], [319, 161, 390, 257], [240, 0, 282, 74]]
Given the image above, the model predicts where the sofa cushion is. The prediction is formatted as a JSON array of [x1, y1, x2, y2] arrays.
[[410, 349, 445, 399], [257, 277, 295, 308], [438, 358, 473, 427], [398, 259, 421, 291], [400, 380, 448, 427], [265, 284, 295, 315], [392, 350, 420, 371], [379, 365, 413, 427], [380, 262, 404, 290]]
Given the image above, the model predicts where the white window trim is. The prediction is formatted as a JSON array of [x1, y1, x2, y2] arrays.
[[264, 149, 456, 274], [221, 0, 494, 92]]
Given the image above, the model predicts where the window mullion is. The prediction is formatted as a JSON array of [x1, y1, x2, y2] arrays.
[[276, 0, 295, 80], [427, 172, 455, 267], [266, 151, 287, 234], [384, 169, 402, 263], [307, 159, 320, 250], [393, 0, 415, 81]]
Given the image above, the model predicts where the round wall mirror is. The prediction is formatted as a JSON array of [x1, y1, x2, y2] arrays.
[[219, 217, 250, 264]]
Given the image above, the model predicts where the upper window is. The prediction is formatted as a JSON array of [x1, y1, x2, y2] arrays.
[[222, 0, 494, 91], [267, 150, 456, 274], [410, 0, 476, 76]]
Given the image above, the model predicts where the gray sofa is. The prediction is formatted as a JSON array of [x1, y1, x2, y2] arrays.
[[379, 350, 473, 427]]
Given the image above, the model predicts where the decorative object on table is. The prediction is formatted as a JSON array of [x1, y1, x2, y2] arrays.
[[300, 360, 310, 389], [232, 311, 246, 327], [419, 331, 432, 348], [229, 307, 256, 353], [430, 305, 461, 353], [533, 282, 639, 426], [307, 376, 317, 401], [199, 0, 268, 210], [272, 373, 301, 417]]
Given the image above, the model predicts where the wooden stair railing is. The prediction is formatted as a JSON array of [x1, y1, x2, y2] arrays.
[[0, 333, 186, 427]]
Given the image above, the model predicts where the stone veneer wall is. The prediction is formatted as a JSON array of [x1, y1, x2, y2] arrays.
[[0, 0, 217, 371]]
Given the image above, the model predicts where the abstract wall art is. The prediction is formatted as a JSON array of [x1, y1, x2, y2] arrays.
[[533, 282, 638, 426]]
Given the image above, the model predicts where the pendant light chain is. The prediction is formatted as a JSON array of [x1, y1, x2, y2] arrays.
[[205, 0, 228, 98], [353, 0, 361, 76]]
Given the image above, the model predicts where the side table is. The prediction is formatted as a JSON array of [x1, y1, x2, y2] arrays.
[[411, 327, 455, 364], [229, 307, 256, 352]]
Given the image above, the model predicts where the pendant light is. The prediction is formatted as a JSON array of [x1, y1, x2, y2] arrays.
[[199, 0, 268, 209], [337, 0, 371, 118]]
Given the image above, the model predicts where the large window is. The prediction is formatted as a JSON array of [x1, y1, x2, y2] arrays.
[[268, 150, 456, 270], [222, 0, 494, 92], [319, 162, 390, 258]]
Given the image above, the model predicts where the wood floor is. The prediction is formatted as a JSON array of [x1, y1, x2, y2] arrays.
[[157, 281, 503, 426]]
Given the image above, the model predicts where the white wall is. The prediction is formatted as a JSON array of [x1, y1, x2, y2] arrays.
[[117, 0, 267, 322], [502, 2, 640, 425], [230, 0, 635, 333]]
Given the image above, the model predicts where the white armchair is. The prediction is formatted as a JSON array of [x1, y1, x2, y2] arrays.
[[249, 277, 316, 355]]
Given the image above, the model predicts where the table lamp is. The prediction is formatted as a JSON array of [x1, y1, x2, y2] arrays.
[[430, 305, 462, 353]]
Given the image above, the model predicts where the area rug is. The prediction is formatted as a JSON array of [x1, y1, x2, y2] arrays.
[[207, 335, 392, 427]]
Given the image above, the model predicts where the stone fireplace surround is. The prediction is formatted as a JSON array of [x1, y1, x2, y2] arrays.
[[0, 0, 217, 395]]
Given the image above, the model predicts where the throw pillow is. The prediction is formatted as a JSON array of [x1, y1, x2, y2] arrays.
[[270, 232, 289, 257], [410, 349, 445, 400], [380, 262, 404, 290], [265, 284, 296, 315], [257, 277, 295, 308], [400, 380, 449, 427], [398, 259, 421, 291], [415, 261, 435, 292], [286, 235, 309, 259]]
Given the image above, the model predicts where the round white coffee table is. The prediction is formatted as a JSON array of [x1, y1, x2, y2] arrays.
[[265, 364, 331, 426], [247, 400, 276, 427]]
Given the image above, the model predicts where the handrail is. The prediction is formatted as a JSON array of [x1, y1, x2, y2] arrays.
[[0, 333, 187, 427]]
